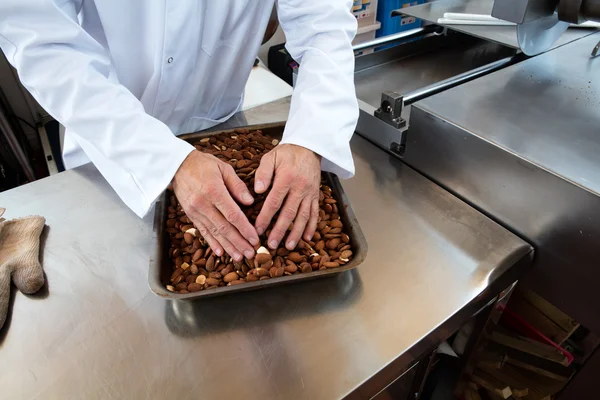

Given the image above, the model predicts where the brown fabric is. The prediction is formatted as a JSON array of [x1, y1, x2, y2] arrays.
[[0, 215, 45, 329]]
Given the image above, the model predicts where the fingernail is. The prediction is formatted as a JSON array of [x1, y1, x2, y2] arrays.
[[249, 236, 259, 246], [242, 193, 253, 204], [244, 250, 255, 259], [255, 181, 265, 192], [233, 252, 243, 261], [256, 226, 265, 236], [269, 240, 278, 249], [215, 248, 222, 256], [286, 240, 296, 250]]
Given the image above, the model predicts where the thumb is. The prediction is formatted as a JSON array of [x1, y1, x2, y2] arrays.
[[255, 152, 275, 194], [3, 216, 45, 295], [0, 265, 9, 329], [12, 256, 44, 295]]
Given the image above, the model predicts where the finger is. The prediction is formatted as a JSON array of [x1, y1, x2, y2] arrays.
[[220, 163, 254, 206], [303, 197, 320, 242], [255, 173, 291, 236], [212, 188, 259, 248], [196, 220, 224, 257], [254, 152, 275, 194], [203, 205, 255, 261], [267, 188, 303, 249], [286, 197, 312, 250]]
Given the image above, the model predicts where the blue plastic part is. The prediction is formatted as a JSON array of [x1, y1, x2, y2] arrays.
[[376, 0, 424, 49]]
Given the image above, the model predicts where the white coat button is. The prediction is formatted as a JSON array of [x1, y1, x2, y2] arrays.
[[167, 57, 173, 63]]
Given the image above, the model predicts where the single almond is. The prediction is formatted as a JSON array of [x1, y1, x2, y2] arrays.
[[196, 275, 207, 285], [287, 252, 303, 263], [181, 262, 190, 271], [206, 255, 216, 271], [188, 282, 203, 292], [206, 277, 220, 286], [330, 220, 343, 228], [326, 238, 341, 250], [253, 268, 269, 277], [224, 272, 239, 283], [324, 261, 340, 268], [170, 268, 184, 282], [256, 253, 272, 265]]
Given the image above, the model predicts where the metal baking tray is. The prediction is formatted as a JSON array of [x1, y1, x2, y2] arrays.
[[149, 122, 368, 300]]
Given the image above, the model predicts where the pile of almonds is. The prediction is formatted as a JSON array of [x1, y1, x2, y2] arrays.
[[165, 129, 354, 294]]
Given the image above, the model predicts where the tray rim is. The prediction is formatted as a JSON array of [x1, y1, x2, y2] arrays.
[[148, 122, 368, 300]]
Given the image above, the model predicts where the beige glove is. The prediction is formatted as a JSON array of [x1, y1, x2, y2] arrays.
[[0, 207, 46, 329]]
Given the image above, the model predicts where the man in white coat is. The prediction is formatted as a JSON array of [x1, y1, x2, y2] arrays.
[[0, 1, 359, 262]]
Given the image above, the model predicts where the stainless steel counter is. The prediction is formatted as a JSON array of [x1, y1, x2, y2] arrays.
[[0, 99, 532, 399], [402, 0, 595, 50]]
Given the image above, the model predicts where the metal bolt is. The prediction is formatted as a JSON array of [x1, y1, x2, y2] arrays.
[[167, 57, 174, 63]]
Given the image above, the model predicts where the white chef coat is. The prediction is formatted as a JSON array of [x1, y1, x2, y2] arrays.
[[0, 0, 358, 217]]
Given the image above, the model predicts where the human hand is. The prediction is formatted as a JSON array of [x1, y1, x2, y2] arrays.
[[172, 151, 259, 261], [254, 144, 321, 251]]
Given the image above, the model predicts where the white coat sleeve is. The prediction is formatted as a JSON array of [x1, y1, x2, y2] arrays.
[[277, 0, 359, 178], [0, 0, 194, 217]]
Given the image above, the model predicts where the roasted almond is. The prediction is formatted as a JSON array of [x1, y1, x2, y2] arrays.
[[327, 238, 341, 250], [276, 248, 290, 257], [330, 220, 343, 228], [324, 261, 340, 268], [206, 255, 216, 271], [209, 272, 222, 279], [287, 252, 304, 263], [284, 263, 298, 273], [175, 282, 188, 291], [192, 248, 204, 262], [186, 282, 202, 292], [170, 268, 184, 282], [224, 272, 239, 283], [206, 277, 220, 286], [255, 253, 272, 264], [252, 268, 268, 277]]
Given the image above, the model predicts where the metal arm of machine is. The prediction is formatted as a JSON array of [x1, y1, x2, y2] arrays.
[[373, 53, 523, 131], [353, 25, 443, 53]]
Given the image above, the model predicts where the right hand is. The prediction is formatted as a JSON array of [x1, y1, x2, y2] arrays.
[[172, 150, 259, 261]]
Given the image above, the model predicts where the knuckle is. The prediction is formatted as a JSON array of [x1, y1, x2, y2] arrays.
[[271, 226, 287, 238], [209, 225, 220, 236], [225, 209, 241, 225], [216, 223, 230, 236], [205, 184, 221, 199], [282, 207, 297, 220], [299, 209, 311, 221], [266, 197, 281, 210]]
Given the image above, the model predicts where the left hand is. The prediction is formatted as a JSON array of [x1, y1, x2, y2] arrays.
[[254, 144, 321, 250]]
